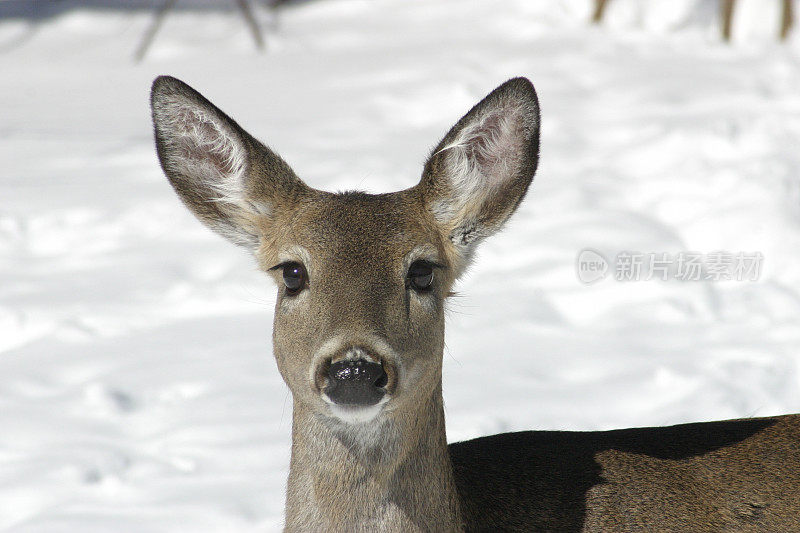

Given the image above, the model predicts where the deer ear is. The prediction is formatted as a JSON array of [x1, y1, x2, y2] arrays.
[[418, 77, 540, 273], [150, 76, 307, 251]]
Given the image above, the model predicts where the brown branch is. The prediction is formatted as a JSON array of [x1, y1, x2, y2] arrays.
[[592, 0, 610, 24], [721, 0, 736, 42], [780, 0, 794, 41]]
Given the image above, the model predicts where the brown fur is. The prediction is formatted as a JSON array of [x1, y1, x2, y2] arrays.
[[151, 75, 800, 532]]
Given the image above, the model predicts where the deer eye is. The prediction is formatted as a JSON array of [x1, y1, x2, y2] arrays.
[[281, 262, 307, 295], [408, 261, 434, 292]]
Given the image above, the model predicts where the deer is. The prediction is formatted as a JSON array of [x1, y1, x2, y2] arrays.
[[150, 75, 800, 532]]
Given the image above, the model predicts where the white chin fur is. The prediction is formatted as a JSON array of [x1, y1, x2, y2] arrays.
[[324, 396, 388, 424]]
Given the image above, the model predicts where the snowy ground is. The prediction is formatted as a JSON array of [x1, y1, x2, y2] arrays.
[[1, 0, 799, 530]]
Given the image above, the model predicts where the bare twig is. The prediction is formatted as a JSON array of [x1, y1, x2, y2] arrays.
[[134, 0, 177, 63], [780, 0, 794, 41], [591, 0, 609, 24], [721, 0, 736, 42], [236, 0, 265, 50], [135, 0, 266, 62]]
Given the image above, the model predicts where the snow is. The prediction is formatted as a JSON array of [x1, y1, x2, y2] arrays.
[[1, 0, 799, 530]]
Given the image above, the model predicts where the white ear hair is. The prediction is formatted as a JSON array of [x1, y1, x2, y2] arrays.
[[151, 76, 285, 250], [155, 94, 266, 215], [420, 78, 540, 273], [431, 103, 531, 225]]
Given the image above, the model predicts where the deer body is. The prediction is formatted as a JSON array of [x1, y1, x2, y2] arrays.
[[451, 415, 800, 531], [150, 76, 800, 532]]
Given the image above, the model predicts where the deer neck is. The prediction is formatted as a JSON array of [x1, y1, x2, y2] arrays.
[[284, 383, 462, 532]]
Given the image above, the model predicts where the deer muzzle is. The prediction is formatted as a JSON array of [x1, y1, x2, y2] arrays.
[[324, 359, 388, 407]]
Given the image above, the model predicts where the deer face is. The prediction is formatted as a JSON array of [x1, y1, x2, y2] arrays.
[[261, 191, 450, 424], [150, 76, 539, 426]]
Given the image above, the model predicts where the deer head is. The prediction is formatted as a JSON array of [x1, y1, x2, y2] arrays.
[[150, 75, 539, 434]]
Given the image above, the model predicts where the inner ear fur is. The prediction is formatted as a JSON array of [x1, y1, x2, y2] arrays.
[[417, 77, 540, 270], [150, 75, 309, 251]]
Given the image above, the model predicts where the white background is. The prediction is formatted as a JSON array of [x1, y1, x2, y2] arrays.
[[1, 0, 799, 530]]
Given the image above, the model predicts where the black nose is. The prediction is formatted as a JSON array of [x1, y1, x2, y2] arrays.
[[325, 359, 388, 407]]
